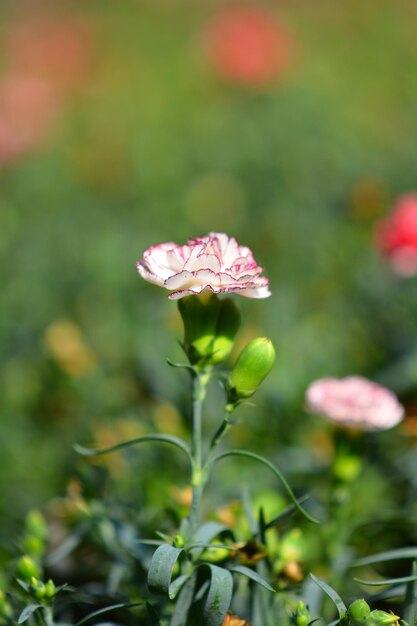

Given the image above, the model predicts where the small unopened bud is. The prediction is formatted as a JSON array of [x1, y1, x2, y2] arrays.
[[173, 534, 185, 548], [25, 510, 47, 540], [44, 580, 57, 599], [23, 535, 45, 558], [227, 338, 275, 404], [30, 577, 46, 600], [293, 601, 311, 626], [369, 610, 400, 626], [17, 556, 41, 582], [348, 599, 371, 624], [211, 298, 241, 364]]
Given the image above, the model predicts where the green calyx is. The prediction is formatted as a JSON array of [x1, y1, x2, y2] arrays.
[[178, 294, 241, 366], [293, 601, 311, 626], [227, 337, 275, 405], [348, 599, 371, 625]]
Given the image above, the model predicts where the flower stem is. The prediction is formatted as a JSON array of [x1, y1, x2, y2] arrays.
[[187, 369, 210, 539]]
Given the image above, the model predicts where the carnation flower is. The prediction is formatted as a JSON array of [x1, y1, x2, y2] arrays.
[[375, 194, 417, 276], [202, 7, 293, 86], [137, 233, 270, 300], [305, 376, 404, 431]]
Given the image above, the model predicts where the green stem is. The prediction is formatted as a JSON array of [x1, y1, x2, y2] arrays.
[[208, 405, 234, 453], [187, 370, 210, 538]]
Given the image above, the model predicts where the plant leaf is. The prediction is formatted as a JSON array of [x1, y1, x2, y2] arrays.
[[354, 575, 417, 587], [403, 561, 417, 625], [18, 604, 43, 624], [310, 574, 347, 619], [147, 544, 184, 599], [200, 564, 233, 626], [74, 434, 193, 467], [190, 522, 228, 559], [230, 565, 276, 592], [76, 603, 143, 626], [209, 450, 319, 524], [354, 548, 417, 567], [170, 574, 197, 626]]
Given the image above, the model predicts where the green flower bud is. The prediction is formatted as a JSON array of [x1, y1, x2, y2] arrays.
[[293, 601, 311, 626], [16, 556, 41, 582], [30, 577, 46, 600], [200, 546, 230, 563], [210, 298, 241, 364], [173, 534, 185, 548], [22, 535, 45, 558], [25, 510, 47, 540], [44, 580, 57, 599], [333, 454, 362, 483], [178, 294, 220, 365], [369, 610, 399, 626], [348, 599, 371, 624], [227, 338, 275, 404]]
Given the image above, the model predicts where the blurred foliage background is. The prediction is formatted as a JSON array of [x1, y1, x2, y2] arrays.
[[2, 0, 417, 581]]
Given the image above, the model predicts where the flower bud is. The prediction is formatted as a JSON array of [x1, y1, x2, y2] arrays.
[[210, 298, 241, 364], [173, 534, 185, 548], [16, 556, 41, 582], [200, 546, 230, 563], [22, 535, 45, 558], [44, 580, 57, 599], [25, 510, 47, 540], [178, 294, 220, 365], [369, 610, 399, 626], [293, 601, 311, 626], [30, 577, 46, 600], [348, 599, 371, 624], [227, 338, 275, 404]]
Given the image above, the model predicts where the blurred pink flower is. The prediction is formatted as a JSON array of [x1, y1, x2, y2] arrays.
[[202, 7, 293, 86], [306, 376, 404, 431], [137, 233, 271, 299], [0, 74, 59, 165], [5, 17, 92, 92], [375, 194, 417, 276]]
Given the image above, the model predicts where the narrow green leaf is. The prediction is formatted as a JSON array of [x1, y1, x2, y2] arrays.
[[209, 450, 319, 524], [354, 548, 417, 567], [166, 358, 196, 373], [18, 604, 43, 624], [265, 495, 311, 531], [170, 574, 197, 626], [190, 522, 228, 559], [403, 561, 417, 625], [354, 575, 417, 587], [310, 574, 347, 619], [200, 564, 233, 626], [76, 603, 143, 626], [230, 565, 276, 592], [169, 575, 190, 600], [147, 544, 184, 599], [74, 434, 193, 467]]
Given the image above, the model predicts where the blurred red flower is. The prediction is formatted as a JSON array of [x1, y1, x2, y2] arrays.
[[375, 194, 417, 276], [202, 7, 293, 86], [5, 17, 92, 92], [0, 74, 59, 165]]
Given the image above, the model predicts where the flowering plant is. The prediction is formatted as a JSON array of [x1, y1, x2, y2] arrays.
[[3, 234, 412, 626]]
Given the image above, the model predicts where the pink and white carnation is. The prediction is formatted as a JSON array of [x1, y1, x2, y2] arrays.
[[305, 376, 404, 431], [137, 233, 271, 300]]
